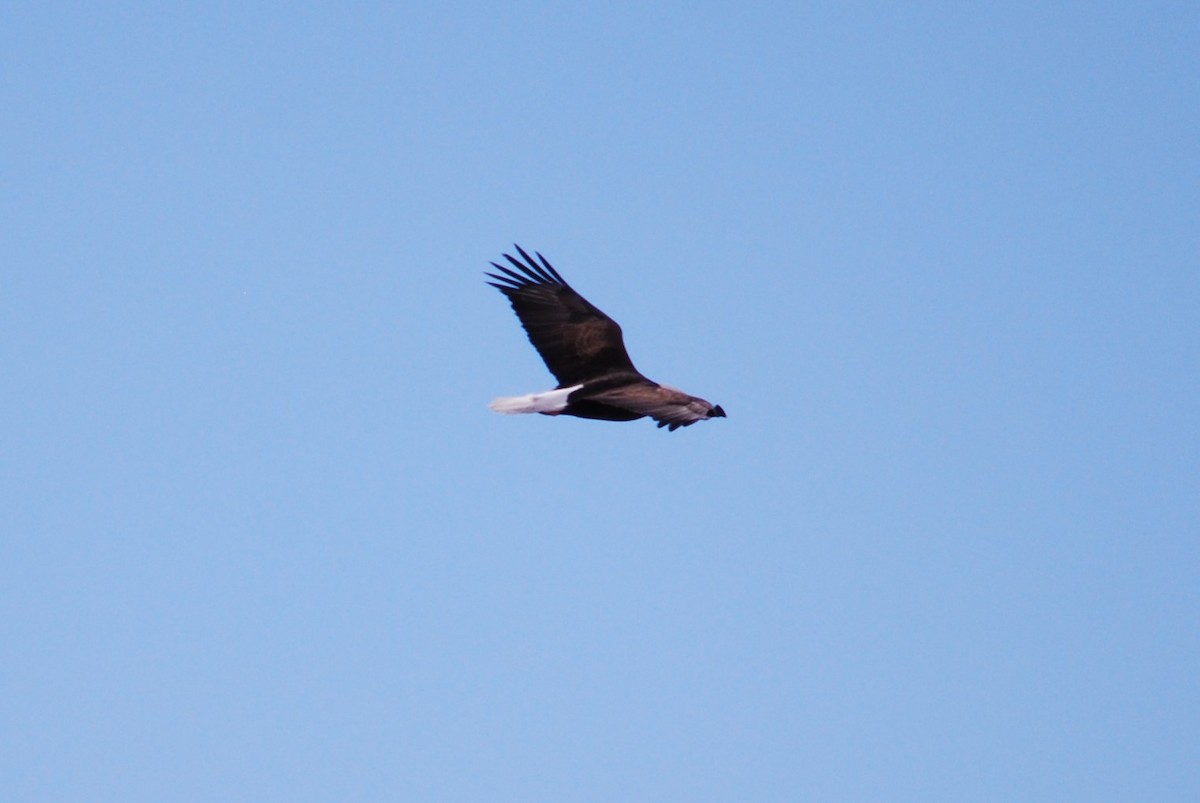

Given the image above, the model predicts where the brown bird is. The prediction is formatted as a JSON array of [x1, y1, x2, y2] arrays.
[[486, 246, 726, 431]]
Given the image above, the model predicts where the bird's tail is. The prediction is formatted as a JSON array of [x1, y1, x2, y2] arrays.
[[488, 384, 582, 415]]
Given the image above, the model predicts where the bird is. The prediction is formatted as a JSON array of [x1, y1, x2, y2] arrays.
[[486, 245, 726, 432]]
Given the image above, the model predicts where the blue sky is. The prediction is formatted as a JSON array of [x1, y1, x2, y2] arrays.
[[2, 2, 1197, 800]]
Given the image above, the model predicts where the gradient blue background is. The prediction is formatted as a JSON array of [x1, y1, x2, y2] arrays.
[[3, 3, 1197, 800]]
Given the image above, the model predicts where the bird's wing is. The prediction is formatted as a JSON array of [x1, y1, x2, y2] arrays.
[[583, 383, 711, 432], [486, 246, 639, 387]]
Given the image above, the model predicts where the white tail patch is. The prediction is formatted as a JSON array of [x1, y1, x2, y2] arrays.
[[488, 384, 583, 415]]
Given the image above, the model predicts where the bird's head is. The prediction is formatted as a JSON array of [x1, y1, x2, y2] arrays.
[[707, 405, 726, 419]]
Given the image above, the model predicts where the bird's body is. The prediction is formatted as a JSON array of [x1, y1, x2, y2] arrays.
[[486, 246, 725, 431]]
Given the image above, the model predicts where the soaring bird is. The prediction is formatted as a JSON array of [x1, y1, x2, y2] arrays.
[[486, 246, 726, 432]]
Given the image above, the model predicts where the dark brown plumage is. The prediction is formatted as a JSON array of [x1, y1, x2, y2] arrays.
[[487, 246, 726, 432]]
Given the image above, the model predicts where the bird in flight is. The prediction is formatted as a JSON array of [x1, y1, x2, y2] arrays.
[[486, 245, 726, 432]]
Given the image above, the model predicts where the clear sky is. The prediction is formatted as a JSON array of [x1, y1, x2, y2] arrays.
[[2, 2, 1197, 801]]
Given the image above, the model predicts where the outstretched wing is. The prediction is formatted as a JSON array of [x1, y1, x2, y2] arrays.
[[486, 246, 639, 387]]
